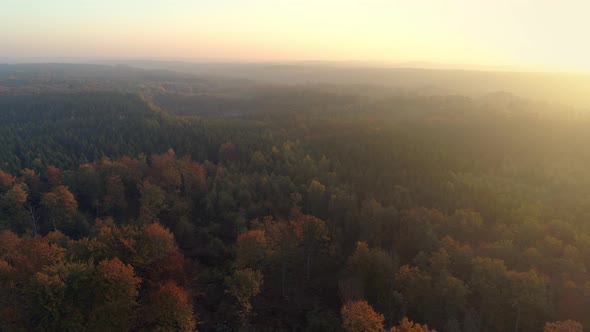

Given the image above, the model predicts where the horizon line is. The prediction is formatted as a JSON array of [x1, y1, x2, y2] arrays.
[[1, 56, 590, 76]]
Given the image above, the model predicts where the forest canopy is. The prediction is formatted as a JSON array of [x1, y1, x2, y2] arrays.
[[1, 64, 590, 331]]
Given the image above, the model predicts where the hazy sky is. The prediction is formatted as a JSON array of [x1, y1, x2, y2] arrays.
[[2, 0, 589, 71]]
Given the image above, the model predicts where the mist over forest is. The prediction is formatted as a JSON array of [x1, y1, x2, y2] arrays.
[[1, 62, 590, 332]]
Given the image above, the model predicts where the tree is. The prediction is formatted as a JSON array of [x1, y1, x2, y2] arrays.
[[463, 309, 481, 332], [0, 170, 14, 191], [0, 258, 21, 330], [179, 156, 206, 200], [432, 275, 468, 326], [20, 168, 41, 201], [102, 174, 127, 215], [300, 215, 330, 281], [90, 258, 141, 331], [445, 318, 461, 332], [395, 208, 442, 261], [344, 242, 397, 324], [444, 209, 483, 243], [148, 149, 181, 191], [138, 180, 166, 224], [43, 166, 63, 187], [328, 186, 357, 244], [41, 185, 78, 231], [133, 223, 178, 270], [439, 236, 474, 278], [23, 261, 114, 331], [75, 163, 101, 214], [139, 281, 196, 332], [225, 268, 264, 327], [394, 265, 432, 324], [341, 300, 385, 332], [235, 230, 269, 270], [468, 257, 546, 332], [1, 183, 27, 209], [1, 183, 29, 233], [307, 180, 326, 218], [145, 250, 190, 287], [9, 236, 64, 274], [250, 151, 267, 170], [543, 320, 583, 332], [0, 231, 21, 263], [264, 219, 302, 299], [24, 269, 68, 330], [219, 142, 238, 163], [507, 270, 549, 332], [390, 317, 436, 332], [358, 198, 384, 244]]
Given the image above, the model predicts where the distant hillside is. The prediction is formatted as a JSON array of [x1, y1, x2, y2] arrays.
[[111, 60, 590, 108]]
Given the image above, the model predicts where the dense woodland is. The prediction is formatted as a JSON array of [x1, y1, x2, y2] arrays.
[[1, 65, 590, 331]]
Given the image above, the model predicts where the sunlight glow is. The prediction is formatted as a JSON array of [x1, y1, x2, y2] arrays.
[[2, 0, 589, 71]]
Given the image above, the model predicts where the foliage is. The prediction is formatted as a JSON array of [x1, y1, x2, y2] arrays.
[[0, 87, 590, 331], [341, 300, 385, 332], [224, 268, 263, 326], [543, 320, 584, 332]]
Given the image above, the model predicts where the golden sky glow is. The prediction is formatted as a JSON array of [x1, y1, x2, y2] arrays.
[[2, 0, 590, 71]]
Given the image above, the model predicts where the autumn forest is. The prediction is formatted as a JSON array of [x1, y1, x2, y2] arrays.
[[0, 64, 589, 332]]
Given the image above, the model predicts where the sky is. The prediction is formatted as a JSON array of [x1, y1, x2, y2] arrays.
[[2, 0, 590, 71]]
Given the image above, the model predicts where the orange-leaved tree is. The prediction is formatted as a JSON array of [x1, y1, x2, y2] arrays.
[[543, 320, 583, 332], [139, 281, 196, 332], [41, 185, 78, 231], [390, 317, 437, 332], [341, 300, 385, 332]]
